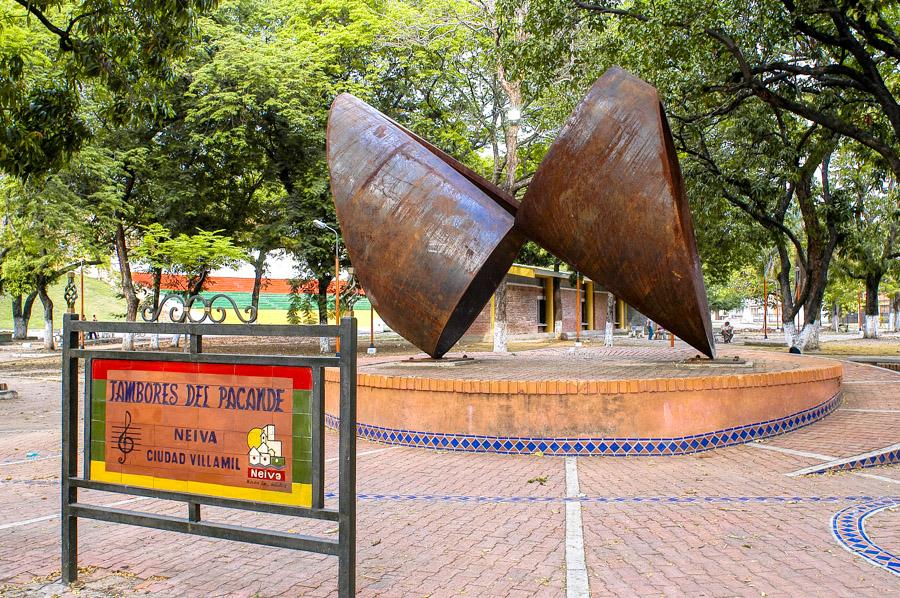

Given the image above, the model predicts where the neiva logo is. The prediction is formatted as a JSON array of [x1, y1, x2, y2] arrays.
[[246, 424, 287, 482]]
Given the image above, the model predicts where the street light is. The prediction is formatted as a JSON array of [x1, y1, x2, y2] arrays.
[[313, 219, 341, 353]]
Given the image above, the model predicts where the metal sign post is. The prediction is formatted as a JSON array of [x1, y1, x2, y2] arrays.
[[60, 310, 357, 596]]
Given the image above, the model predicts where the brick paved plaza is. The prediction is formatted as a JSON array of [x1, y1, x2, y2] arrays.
[[0, 347, 898, 597]]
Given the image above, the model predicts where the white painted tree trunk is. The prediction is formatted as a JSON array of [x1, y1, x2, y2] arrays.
[[43, 320, 54, 351], [783, 320, 821, 351], [892, 294, 900, 332], [150, 334, 160, 350], [122, 333, 134, 351], [319, 337, 331, 354], [783, 320, 797, 347], [604, 292, 614, 347], [796, 321, 820, 350], [863, 315, 879, 339], [493, 280, 508, 353]]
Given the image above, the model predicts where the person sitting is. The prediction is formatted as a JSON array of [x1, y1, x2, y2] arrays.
[[87, 315, 98, 340], [721, 321, 734, 343]]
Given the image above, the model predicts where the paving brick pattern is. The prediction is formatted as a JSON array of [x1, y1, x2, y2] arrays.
[[363, 347, 807, 380], [866, 507, 899, 557], [0, 354, 897, 597]]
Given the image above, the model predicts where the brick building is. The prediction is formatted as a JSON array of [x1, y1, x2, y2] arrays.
[[463, 265, 622, 340]]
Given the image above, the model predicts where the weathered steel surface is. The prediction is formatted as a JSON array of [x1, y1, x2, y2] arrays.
[[327, 93, 523, 358], [517, 67, 716, 357]]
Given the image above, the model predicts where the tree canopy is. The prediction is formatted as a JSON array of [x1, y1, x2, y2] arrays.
[[0, 0, 897, 349]]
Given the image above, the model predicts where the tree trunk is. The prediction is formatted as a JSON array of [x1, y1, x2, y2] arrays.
[[12, 295, 26, 340], [189, 269, 209, 296], [605, 292, 615, 347], [831, 301, 841, 333], [776, 235, 833, 351], [114, 221, 139, 350], [863, 272, 882, 339], [150, 267, 162, 350], [37, 284, 54, 350], [151, 268, 162, 308], [317, 275, 332, 353], [795, 320, 820, 350], [492, 280, 508, 352], [251, 250, 268, 312], [12, 293, 36, 340], [890, 292, 900, 332], [493, 68, 521, 355]]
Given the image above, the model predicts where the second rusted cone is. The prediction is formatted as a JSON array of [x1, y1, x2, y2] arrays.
[[517, 67, 716, 357]]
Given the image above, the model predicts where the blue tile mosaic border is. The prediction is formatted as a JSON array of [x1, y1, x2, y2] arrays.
[[325, 391, 841, 456], [831, 448, 900, 473], [831, 497, 900, 577]]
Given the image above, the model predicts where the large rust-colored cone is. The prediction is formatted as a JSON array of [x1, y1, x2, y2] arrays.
[[517, 67, 716, 357], [327, 94, 523, 358]]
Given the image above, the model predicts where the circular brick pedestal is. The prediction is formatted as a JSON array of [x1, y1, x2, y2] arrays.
[[324, 348, 842, 456]]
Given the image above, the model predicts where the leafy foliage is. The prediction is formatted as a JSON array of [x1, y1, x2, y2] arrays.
[[131, 223, 246, 293]]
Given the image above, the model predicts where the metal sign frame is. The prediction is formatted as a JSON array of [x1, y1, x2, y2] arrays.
[[61, 313, 358, 596]]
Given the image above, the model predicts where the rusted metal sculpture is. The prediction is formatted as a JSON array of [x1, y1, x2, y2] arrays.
[[518, 67, 715, 357], [327, 94, 524, 358], [326, 67, 715, 359]]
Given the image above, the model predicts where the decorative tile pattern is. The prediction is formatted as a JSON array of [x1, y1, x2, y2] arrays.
[[789, 444, 900, 476], [831, 497, 900, 577], [325, 392, 841, 456], [830, 447, 900, 472]]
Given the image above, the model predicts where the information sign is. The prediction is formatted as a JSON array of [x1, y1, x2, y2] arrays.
[[89, 360, 313, 506]]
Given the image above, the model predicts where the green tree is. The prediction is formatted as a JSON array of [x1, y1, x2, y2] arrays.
[[575, 0, 900, 180], [832, 146, 899, 338], [0, 174, 106, 347], [515, 0, 887, 349], [0, 0, 217, 179], [824, 264, 862, 332], [131, 224, 246, 297], [382, 0, 605, 349]]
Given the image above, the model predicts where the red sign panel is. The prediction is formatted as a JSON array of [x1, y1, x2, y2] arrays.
[[90, 360, 312, 505]]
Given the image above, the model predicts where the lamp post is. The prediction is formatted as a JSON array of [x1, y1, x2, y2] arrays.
[[344, 266, 375, 355], [575, 273, 582, 347], [80, 261, 85, 348], [313, 219, 341, 353], [367, 292, 376, 355]]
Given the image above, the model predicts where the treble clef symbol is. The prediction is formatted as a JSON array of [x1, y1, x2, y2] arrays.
[[116, 411, 136, 464]]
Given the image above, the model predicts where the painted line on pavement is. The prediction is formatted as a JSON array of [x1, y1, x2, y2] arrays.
[[0, 444, 396, 468], [838, 408, 900, 414], [0, 497, 148, 531], [0, 453, 61, 467], [325, 446, 399, 463], [564, 457, 590, 598], [333, 493, 895, 504], [748, 442, 836, 461]]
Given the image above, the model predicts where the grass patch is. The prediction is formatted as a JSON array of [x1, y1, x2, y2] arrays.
[[813, 339, 900, 356], [0, 276, 125, 332]]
